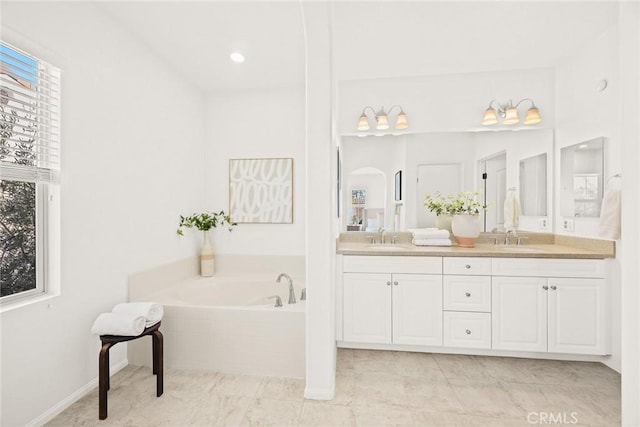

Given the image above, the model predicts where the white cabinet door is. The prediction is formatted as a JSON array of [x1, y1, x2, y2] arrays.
[[392, 274, 443, 346], [548, 278, 608, 355], [492, 277, 548, 352], [343, 273, 392, 344]]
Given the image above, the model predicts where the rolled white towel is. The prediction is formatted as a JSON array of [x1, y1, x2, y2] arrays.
[[91, 312, 146, 336], [412, 238, 452, 247], [112, 302, 164, 327]]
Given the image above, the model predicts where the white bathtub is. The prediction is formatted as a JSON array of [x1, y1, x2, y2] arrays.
[[128, 274, 306, 378]]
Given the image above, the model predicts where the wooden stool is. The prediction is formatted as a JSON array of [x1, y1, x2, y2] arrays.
[[98, 322, 163, 420]]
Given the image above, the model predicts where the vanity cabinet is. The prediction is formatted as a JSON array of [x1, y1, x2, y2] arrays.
[[338, 254, 609, 357], [342, 256, 443, 346], [492, 258, 608, 355]]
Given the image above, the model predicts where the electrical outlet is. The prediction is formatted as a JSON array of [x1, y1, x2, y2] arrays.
[[539, 218, 548, 229], [562, 218, 575, 232]]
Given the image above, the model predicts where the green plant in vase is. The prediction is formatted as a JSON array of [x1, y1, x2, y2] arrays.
[[424, 191, 458, 231], [177, 211, 236, 276]]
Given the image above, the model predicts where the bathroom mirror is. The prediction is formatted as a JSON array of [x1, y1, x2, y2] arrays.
[[519, 153, 548, 216], [560, 137, 604, 217]]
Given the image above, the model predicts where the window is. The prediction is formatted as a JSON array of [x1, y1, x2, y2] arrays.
[[573, 174, 601, 217], [0, 41, 60, 305]]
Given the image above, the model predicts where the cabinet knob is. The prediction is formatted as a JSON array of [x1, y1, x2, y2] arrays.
[[542, 285, 549, 290], [386, 281, 391, 286], [465, 292, 471, 297], [465, 264, 471, 269], [465, 329, 472, 335], [393, 281, 398, 286], [550, 285, 557, 290]]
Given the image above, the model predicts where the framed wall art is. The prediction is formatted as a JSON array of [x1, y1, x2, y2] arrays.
[[229, 158, 293, 224]]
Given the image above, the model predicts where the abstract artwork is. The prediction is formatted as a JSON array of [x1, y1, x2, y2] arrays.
[[229, 158, 293, 223]]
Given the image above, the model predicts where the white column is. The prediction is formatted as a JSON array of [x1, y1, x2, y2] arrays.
[[301, 2, 336, 399], [620, 1, 640, 425]]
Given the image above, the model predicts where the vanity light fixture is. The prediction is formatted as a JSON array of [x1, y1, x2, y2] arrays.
[[481, 99, 541, 126], [357, 105, 408, 131]]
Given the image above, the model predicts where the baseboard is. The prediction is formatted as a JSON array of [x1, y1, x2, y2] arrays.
[[26, 359, 128, 427], [304, 386, 335, 400]]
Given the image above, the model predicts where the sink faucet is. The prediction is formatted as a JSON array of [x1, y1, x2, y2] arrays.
[[379, 227, 387, 244], [276, 273, 296, 304], [505, 229, 518, 245]]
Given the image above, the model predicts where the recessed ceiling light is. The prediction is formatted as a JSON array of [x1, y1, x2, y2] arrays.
[[579, 144, 588, 149], [230, 52, 245, 63]]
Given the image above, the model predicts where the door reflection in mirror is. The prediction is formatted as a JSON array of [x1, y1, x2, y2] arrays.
[[519, 153, 548, 216], [478, 153, 506, 232]]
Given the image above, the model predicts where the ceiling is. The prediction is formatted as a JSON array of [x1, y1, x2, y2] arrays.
[[100, 1, 306, 93], [100, 1, 619, 93]]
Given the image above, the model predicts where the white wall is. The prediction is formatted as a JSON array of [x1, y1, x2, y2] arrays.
[[0, 3, 206, 426], [203, 87, 305, 255], [554, 22, 622, 373], [554, 24, 621, 238], [302, 1, 336, 400], [618, 2, 640, 424]]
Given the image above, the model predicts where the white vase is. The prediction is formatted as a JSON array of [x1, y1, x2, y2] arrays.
[[436, 214, 453, 233], [200, 230, 215, 277], [451, 214, 481, 248]]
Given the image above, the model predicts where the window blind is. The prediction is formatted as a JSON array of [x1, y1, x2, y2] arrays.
[[0, 41, 61, 183]]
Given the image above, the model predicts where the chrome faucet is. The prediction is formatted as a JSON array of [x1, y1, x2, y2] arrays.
[[505, 229, 518, 245], [276, 273, 296, 304], [379, 227, 387, 244]]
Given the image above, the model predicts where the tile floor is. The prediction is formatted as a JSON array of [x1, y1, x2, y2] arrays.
[[47, 349, 621, 426]]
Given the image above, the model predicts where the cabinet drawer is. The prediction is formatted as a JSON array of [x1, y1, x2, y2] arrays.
[[343, 255, 442, 274], [443, 276, 491, 312], [443, 257, 491, 275], [492, 258, 605, 278], [444, 312, 491, 349]]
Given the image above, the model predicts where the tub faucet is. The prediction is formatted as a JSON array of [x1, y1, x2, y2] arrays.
[[277, 273, 296, 304]]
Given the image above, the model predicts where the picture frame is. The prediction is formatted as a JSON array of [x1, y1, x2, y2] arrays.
[[229, 158, 293, 224], [395, 170, 402, 201]]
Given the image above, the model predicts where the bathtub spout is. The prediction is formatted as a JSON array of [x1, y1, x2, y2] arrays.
[[276, 273, 296, 304]]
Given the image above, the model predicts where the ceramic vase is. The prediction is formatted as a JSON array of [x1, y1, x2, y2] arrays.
[[200, 230, 215, 277], [435, 214, 453, 233], [451, 214, 481, 248]]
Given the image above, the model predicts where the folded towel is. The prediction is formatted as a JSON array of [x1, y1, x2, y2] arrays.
[[409, 228, 450, 239], [91, 312, 146, 336], [412, 238, 452, 247], [504, 192, 521, 230], [599, 188, 621, 240], [112, 302, 164, 326]]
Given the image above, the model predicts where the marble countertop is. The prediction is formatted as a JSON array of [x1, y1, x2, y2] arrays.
[[336, 232, 615, 259]]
